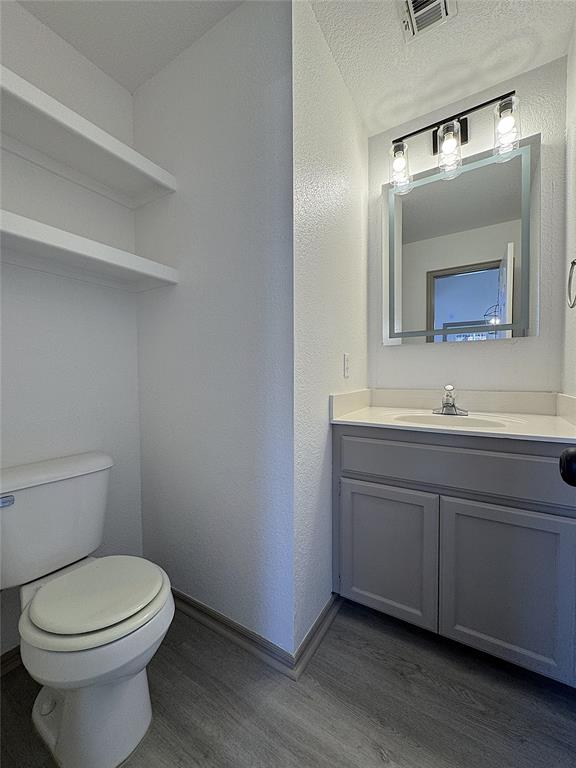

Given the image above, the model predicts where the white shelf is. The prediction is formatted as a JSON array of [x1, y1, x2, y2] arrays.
[[0, 67, 177, 208], [1, 210, 179, 292]]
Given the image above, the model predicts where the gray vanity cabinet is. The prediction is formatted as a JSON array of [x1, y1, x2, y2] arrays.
[[340, 479, 439, 631], [333, 425, 576, 685], [439, 496, 576, 683]]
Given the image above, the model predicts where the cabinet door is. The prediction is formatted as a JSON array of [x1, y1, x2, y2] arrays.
[[440, 496, 576, 684], [340, 479, 439, 631]]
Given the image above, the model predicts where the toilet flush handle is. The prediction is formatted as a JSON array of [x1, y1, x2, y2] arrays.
[[0, 495, 14, 508]]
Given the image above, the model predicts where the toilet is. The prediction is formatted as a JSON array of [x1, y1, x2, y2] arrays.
[[0, 452, 175, 768]]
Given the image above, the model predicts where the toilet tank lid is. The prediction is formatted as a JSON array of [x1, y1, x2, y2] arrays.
[[0, 452, 114, 493]]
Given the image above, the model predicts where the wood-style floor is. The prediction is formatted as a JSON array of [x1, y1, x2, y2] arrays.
[[2, 600, 576, 768]]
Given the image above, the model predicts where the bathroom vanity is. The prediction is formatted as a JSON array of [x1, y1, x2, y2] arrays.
[[332, 402, 576, 685]]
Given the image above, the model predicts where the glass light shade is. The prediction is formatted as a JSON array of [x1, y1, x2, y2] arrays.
[[438, 120, 462, 179], [494, 96, 521, 159], [389, 141, 413, 195]]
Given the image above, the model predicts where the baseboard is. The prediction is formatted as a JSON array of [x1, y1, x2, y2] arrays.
[[0, 594, 341, 681], [1, 646, 22, 676], [292, 596, 341, 676], [173, 590, 340, 680]]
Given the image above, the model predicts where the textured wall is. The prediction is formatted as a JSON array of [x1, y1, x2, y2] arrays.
[[0, 5, 141, 653], [134, 2, 296, 652], [293, 1, 368, 646], [369, 59, 567, 392], [563, 27, 576, 395]]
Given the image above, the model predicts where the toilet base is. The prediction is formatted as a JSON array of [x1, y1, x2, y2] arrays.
[[32, 670, 152, 768]]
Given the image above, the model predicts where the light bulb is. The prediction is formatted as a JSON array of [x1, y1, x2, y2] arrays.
[[389, 141, 412, 194], [437, 120, 462, 179], [497, 112, 515, 134], [441, 133, 457, 155], [494, 96, 521, 158], [392, 154, 407, 173]]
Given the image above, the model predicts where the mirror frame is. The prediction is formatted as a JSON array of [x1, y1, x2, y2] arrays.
[[386, 144, 532, 340]]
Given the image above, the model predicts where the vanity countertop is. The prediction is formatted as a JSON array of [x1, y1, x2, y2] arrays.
[[331, 406, 576, 444]]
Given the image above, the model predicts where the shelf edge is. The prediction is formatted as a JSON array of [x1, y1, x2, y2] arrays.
[[1, 66, 177, 196], [1, 209, 179, 289]]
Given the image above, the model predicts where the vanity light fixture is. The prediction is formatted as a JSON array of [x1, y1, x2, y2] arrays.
[[391, 90, 520, 193], [437, 120, 462, 179], [494, 95, 521, 159], [389, 141, 413, 195]]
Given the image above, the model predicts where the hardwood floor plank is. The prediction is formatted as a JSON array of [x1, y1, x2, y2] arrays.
[[2, 601, 575, 768]]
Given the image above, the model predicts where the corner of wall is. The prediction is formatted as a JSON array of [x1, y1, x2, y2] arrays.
[[562, 23, 576, 395], [293, 0, 368, 649], [0, 0, 134, 143]]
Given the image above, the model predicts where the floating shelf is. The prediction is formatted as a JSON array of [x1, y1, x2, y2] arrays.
[[0, 66, 177, 208], [1, 210, 179, 292]]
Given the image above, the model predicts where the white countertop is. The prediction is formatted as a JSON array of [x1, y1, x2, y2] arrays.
[[331, 406, 576, 444]]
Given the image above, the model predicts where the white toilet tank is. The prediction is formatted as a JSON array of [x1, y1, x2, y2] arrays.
[[0, 452, 113, 590]]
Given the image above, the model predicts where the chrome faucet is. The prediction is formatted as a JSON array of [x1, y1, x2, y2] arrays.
[[433, 384, 468, 416]]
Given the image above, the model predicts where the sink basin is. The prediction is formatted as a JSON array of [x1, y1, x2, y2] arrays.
[[393, 414, 508, 430]]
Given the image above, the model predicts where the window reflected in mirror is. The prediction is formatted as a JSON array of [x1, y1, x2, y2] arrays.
[[427, 259, 512, 343]]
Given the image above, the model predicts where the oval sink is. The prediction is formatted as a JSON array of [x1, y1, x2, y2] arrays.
[[393, 414, 507, 430]]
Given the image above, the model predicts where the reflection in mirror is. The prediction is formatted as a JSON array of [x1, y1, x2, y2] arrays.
[[426, 259, 511, 343], [387, 144, 536, 343]]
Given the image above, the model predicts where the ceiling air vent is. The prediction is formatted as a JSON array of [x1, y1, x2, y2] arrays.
[[400, 0, 458, 41]]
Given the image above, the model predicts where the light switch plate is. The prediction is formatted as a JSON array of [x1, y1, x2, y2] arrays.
[[343, 353, 350, 379]]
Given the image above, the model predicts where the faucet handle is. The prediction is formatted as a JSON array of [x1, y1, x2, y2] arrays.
[[442, 384, 456, 406], [434, 384, 468, 416]]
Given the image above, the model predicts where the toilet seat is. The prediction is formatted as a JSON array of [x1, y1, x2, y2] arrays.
[[30, 556, 164, 634], [19, 557, 171, 652]]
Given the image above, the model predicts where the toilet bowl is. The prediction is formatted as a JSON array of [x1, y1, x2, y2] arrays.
[[0, 452, 175, 768], [18, 556, 175, 768]]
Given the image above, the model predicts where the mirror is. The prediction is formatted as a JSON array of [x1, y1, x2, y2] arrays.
[[387, 144, 536, 343]]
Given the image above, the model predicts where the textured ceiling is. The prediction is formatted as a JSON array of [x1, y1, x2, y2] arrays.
[[311, 0, 576, 136], [19, 0, 243, 92]]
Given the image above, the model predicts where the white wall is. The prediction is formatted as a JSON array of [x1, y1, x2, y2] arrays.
[[292, 1, 368, 646], [402, 220, 521, 335], [136, 0, 367, 652], [563, 26, 576, 395], [0, 148, 136, 252], [134, 2, 296, 652], [369, 59, 567, 391], [0, 268, 143, 653], [0, 1, 133, 144], [0, 2, 136, 252], [0, 4, 142, 652]]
